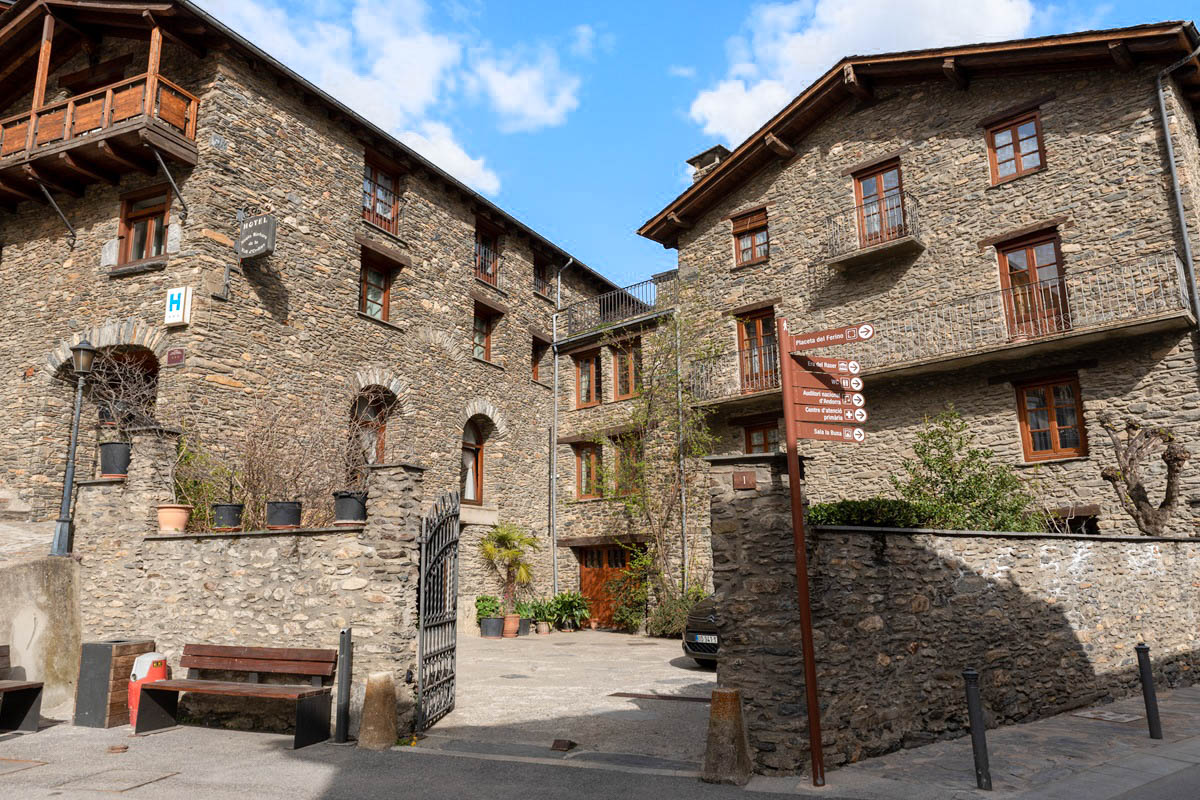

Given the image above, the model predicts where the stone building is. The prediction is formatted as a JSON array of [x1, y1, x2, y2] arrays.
[[0, 0, 620, 621], [637, 21, 1200, 538]]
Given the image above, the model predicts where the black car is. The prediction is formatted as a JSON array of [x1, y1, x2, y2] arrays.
[[682, 595, 718, 666]]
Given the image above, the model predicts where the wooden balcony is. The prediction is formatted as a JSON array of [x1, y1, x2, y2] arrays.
[[0, 72, 198, 208]]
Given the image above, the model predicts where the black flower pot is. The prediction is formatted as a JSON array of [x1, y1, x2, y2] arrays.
[[333, 491, 367, 525], [517, 618, 531, 637], [479, 617, 504, 639], [265, 500, 302, 529], [212, 503, 244, 531], [98, 441, 131, 478]]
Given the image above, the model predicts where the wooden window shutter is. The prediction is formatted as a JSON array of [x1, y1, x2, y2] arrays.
[[732, 208, 767, 234]]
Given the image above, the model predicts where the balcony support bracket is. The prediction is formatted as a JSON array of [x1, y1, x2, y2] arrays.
[[34, 181, 75, 249], [150, 147, 188, 223]]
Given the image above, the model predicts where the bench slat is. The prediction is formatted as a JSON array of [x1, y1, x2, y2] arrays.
[[142, 679, 329, 700], [0, 644, 9, 671], [0, 680, 43, 693], [182, 644, 336, 663], [180, 654, 335, 677]]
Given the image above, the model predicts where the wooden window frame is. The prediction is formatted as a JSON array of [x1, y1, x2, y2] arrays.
[[118, 185, 171, 265], [473, 304, 499, 362], [612, 340, 640, 401], [736, 309, 778, 394], [575, 350, 601, 409], [351, 389, 391, 464], [732, 208, 769, 268], [987, 111, 1045, 185], [362, 160, 401, 234], [359, 253, 396, 321], [474, 219, 501, 286], [1015, 375, 1087, 462], [852, 159, 905, 249], [744, 421, 780, 454], [462, 420, 484, 505], [575, 443, 601, 499], [997, 231, 1069, 341], [533, 257, 553, 296], [532, 338, 549, 381]]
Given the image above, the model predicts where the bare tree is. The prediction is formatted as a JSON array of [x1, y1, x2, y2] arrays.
[[1098, 413, 1192, 536]]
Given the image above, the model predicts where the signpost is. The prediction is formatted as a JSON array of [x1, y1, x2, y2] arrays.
[[774, 317, 879, 788]]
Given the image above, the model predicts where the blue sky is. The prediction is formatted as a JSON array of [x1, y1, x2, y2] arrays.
[[195, 0, 1197, 286]]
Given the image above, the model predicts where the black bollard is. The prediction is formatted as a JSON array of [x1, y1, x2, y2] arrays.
[[1135, 643, 1163, 740], [334, 627, 353, 743], [963, 668, 993, 791]]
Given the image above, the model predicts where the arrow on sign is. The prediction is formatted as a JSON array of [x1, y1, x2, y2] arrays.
[[796, 422, 867, 443], [797, 356, 861, 376], [796, 387, 865, 406], [788, 322, 875, 352], [795, 405, 870, 424]]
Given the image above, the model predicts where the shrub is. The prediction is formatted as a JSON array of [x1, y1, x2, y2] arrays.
[[514, 599, 535, 619], [474, 595, 501, 621], [806, 497, 923, 528], [605, 549, 652, 632], [646, 584, 707, 638], [550, 591, 590, 629], [529, 598, 555, 623]]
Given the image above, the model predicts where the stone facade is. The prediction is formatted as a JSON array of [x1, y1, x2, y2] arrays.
[[709, 455, 1200, 775]]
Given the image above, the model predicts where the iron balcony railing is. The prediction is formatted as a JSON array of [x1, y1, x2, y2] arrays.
[[475, 241, 499, 286], [563, 274, 678, 337], [689, 339, 781, 403], [827, 252, 1193, 372], [533, 270, 553, 296], [825, 190, 920, 261]]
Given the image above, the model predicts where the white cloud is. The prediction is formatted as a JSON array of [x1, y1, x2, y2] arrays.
[[689, 0, 1036, 146], [668, 65, 697, 79], [472, 49, 582, 132], [570, 24, 596, 58], [401, 122, 501, 195]]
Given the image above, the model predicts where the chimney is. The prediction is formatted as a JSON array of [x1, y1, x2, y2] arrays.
[[686, 145, 731, 184]]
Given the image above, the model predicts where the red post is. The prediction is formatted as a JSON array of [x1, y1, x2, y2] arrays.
[[775, 317, 826, 787]]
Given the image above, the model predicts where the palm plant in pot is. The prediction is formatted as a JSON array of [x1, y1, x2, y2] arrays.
[[478, 521, 539, 639], [476, 595, 503, 639]]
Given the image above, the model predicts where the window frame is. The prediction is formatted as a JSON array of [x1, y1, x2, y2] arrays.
[[351, 389, 392, 464], [532, 337, 549, 381], [744, 421, 781, 454], [474, 219, 501, 286], [997, 231, 1069, 340], [612, 340, 640, 401], [1015, 375, 1087, 462], [461, 420, 484, 505], [359, 254, 396, 321], [575, 442, 601, 499], [362, 160, 401, 234], [575, 350, 601, 409], [118, 185, 171, 265], [852, 159, 905, 249], [731, 208, 769, 268], [533, 258, 553, 296], [986, 111, 1045, 185], [736, 309, 778, 394], [472, 303, 499, 362]]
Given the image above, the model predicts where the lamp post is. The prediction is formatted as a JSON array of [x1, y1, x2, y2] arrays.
[[50, 339, 96, 557]]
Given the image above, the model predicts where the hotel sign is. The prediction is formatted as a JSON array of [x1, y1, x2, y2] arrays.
[[237, 214, 277, 260]]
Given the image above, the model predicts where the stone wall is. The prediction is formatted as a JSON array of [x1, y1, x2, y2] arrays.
[[0, 556, 81, 708], [708, 456, 1200, 775], [73, 429, 426, 732]]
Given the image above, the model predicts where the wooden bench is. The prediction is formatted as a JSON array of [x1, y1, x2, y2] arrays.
[[0, 644, 43, 733], [133, 644, 336, 749]]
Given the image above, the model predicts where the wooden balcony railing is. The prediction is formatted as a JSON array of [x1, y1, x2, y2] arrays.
[[0, 72, 197, 161]]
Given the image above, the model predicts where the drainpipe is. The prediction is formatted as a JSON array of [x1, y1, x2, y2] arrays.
[[1157, 44, 1200, 320], [550, 257, 573, 596]]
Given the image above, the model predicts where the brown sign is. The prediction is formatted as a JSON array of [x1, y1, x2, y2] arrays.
[[164, 347, 185, 367], [788, 322, 875, 352], [795, 387, 865, 406], [798, 355, 861, 376], [732, 471, 757, 490], [795, 405, 869, 424], [796, 422, 867, 443], [789, 367, 845, 392]]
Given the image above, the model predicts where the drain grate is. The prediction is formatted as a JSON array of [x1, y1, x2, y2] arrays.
[[610, 692, 710, 703]]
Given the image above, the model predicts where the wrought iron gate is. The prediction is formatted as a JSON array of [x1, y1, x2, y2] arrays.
[[416, 491, 461, 732]]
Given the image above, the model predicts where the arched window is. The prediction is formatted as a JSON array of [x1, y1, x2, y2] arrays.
[[90, 347, 159, 427], [461, 420, 483, 505], [350, 388, 392, 468]]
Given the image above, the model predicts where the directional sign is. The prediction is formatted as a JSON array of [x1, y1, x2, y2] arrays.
[[795, 422, 867, 443], [790, 368, 846, 392], [795, 387, 865, 406], [797, 356, 861, 376], [795, 405, 869, 424], [788, 322, 875, 352]]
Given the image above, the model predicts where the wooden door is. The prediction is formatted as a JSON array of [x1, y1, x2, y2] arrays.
[[855, 162, 905, 247], [737, 310, 778, 393], [999, 236, 1069, 339], [578, 546, 628, 627]]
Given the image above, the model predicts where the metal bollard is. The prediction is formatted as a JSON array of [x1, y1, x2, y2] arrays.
[[963, 668, 993, 791], [1135, 643, 1163, 740], [334, 627, 353, 743]]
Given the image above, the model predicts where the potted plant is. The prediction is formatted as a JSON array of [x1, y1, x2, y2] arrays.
[[478, 522, 539, 639], [212, 501, 244, 531], [266, 500, 302, 529], [533, 599, 553, 635], [99, 440, 132, 478], [333, 490, 367, 524], [553, 591, 590, 632], [476, 595, 503, 639], [514, 599, 534, 637]]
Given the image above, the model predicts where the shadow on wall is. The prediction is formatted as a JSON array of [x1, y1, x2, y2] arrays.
[[243, 257, 290, 324]]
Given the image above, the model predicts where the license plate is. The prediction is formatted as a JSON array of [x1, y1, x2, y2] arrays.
[[692, 634, 717, 645]]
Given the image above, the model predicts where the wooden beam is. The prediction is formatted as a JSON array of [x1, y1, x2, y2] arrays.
[[58, 152, 117, 184], [1108, 41, 1135, 71], [942, 57, 968, 90], [32, 13, 55, 110], [0, 176, 38, 202], [843, 63, 872, 101], [98, 140, 155, 174], [0, 40, 42, 88], [144, 11, 205, 58], [667, 212, 690, 230], [764, 133, 795, 158], [23, 164, 83, 198], [46, 10, 100, 55]]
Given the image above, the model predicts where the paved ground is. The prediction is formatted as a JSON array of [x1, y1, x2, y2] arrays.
[[426, 628, 716, 769]]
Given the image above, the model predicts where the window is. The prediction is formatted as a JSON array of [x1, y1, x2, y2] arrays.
[[532, 338, 549, 381], [1016, 376, 1086, 461], [744, 421, 781, 454], [732, 208, 768, 267], [607, 548, 627, 569], [119, 187, 170, 264], [475, 221, 500, 286], [534, 258, 552, 296], [359, 254, 397, 321], [737, 309, 778, 393], [612, 433, 642, 496], [575, 443, 601, 499], [473, 304, 498, 361], [350, 388, 393, 467], [854, 161, 905, 248], [613, 340, 640, 401], [998, 233, 1068, 339], [362, 162, 400, 234], [987, 112, 1044, 184], [461, 420, 484, 504], [575, 351, 601, 408]]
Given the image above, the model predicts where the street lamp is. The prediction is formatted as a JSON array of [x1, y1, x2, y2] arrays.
[[50, 339, 96, 557]]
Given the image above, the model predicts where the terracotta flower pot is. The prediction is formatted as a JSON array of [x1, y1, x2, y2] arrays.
[[535, 621, 551, 635], [156, 504, 192, 533], [589, 619, 599, 630], [502, 613, 520, 638]]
